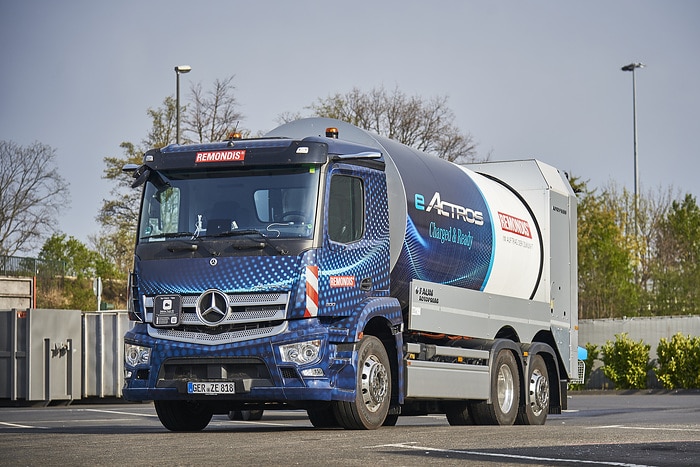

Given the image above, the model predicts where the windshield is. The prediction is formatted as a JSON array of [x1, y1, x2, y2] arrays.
[[138, 166, 320, 243]]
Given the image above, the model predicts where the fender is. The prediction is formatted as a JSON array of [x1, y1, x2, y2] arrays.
[[327, 296, 404, 402]]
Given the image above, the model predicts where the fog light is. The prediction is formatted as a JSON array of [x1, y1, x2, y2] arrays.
[[125, 343, 151, 367], [300, 367, 325, 377], [279, 339, 321, 365]]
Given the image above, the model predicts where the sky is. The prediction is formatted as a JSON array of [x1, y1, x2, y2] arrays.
[[1, 0, 699, 254]]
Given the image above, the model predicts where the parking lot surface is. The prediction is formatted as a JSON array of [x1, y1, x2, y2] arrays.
[[1, 393, 699, 466]]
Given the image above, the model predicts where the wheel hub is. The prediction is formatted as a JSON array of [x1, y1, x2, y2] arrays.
[[360, 354, 388, 413], [529, 369, 550, 416], [497, 363, 515, 413]]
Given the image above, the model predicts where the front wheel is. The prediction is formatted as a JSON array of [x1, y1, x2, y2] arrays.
[[308, 404, 340, 428], [154, 400, 213, 432], [334, 335, 391, 430], [516, 354, 549, 425], [470, 349, 520, 426]]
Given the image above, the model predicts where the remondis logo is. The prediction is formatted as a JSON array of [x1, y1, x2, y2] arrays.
[[414, 192, 484, 226]]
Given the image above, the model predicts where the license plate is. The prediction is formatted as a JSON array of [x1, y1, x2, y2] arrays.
[[187, 382, 236, 394]]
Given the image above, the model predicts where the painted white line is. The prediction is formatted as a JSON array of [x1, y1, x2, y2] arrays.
[[82, 408, 158, 418], [0, 421, 49, 429], [86, 409, 293, 427], [213, 420, 292, 427], [369, 442, 656, 467], [587, 424, 700, 433]]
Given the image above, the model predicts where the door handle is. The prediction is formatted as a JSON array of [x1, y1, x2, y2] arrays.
[[360, 277, 372, 291]]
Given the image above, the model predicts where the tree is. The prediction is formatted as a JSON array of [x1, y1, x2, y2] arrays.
[[37, 233, 117, 311], [97, 141, 143, 274], [651, 194, 700, 314], [299, 85, 481, 162], [38, 233, 102, 279], [574, 178, 639, 318], [186, 76, 243, 143], [97, 77, 244, 274], [0, 141, 70, 256], [601, 183, 676, 312]]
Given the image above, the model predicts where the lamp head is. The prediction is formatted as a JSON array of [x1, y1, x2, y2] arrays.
[[621, 63, 645, 72]]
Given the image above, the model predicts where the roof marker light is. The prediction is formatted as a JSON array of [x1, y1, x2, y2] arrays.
[[325, 127, 338, 139]]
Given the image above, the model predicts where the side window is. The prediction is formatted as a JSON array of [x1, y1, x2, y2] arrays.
[[328, 175, 364, 243], [142, 187, 180, 238]]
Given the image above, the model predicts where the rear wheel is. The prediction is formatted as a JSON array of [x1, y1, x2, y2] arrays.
[[154, 400, 213, 432], [470, 349, 520, 426], [445, 400, 474, 426], [334, 335, 391, 430], [516, 354, 549, 425]]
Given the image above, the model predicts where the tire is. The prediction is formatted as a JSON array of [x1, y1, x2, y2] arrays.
[[154, 400, 213, 432], [334, 335, 391, 430], [382, 413, 399, 426], [470, 349, 520, 426], [244, 410, 264, 421], [229, 410, 264, 421], [516, 354, 549, 425], [445, 401, 474, 426], [307, 405, 340, 428]]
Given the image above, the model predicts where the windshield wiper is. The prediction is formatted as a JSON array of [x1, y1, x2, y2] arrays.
[[167, 242, 199, 252], [214, 230, 289, 255], [141, 231, 197, 240]]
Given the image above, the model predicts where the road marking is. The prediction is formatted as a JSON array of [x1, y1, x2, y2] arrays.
[[587, 424, 700, 432], [369, 442, 656, 467], [0, 421, 49, 429], [82, 408, 158, 418], [213, 420, 292, 427]]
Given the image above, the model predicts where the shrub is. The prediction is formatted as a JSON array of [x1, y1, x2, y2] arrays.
[[582, 343, 599, 388], [601, 333, 651, 389], [655, 333, 700, 389]]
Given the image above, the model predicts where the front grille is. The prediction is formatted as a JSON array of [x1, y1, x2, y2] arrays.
[[160, 357, 271, 381], [156, 357, 275, 390], [145, 292, 289, 344]]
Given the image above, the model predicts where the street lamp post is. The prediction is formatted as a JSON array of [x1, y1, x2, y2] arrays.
[[621, 62, 645, 231], [174, 65, 192, 144]]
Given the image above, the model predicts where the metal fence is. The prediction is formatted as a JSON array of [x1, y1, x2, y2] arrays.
[[1, 255, 75, 278], [1, 255, 40, 277]]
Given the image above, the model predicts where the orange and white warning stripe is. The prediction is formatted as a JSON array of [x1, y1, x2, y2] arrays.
[[305, 265, 319, 317]]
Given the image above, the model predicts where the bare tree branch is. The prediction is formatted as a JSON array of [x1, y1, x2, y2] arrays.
[[308, 85, 482, 162], [0, 141, 70, 256]]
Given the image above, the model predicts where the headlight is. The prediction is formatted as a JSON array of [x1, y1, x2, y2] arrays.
[[279, 339, 321, 365], [125, 343, 151, 367]]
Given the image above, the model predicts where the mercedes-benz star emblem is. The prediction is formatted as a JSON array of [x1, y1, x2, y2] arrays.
[[196, 289, 229, 326]]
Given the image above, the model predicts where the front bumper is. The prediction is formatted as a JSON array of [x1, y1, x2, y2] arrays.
[[122, 321, 358, 403]]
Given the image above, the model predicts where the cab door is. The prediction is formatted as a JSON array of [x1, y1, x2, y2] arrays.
[[316, 163, 390, 317]]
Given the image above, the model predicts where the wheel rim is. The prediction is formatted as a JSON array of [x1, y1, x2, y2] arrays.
[[497, 363, 515, 414], [529, 368, 549, 416], [361, 354, 389, 413]]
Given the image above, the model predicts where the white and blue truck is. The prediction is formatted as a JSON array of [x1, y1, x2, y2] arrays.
[[122, 118, 578, 431]]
